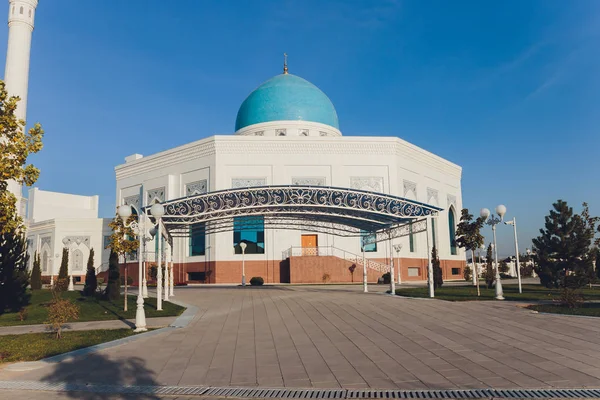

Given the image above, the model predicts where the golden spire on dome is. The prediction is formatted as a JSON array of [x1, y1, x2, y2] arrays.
[[283, 53, 288, 74]]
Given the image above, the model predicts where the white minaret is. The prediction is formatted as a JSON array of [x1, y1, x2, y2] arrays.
[[4, 0, 38, 215]]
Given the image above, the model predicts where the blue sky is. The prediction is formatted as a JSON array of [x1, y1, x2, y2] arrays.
[[2, 0, 599, 256]]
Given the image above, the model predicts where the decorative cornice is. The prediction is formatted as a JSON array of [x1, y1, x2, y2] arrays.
[[115, 136, 462, 180]]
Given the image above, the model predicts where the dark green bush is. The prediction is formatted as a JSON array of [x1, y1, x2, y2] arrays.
[[381, 272, 391, 284], [119, 276, 134, 285], [250, 277, 264, 286]]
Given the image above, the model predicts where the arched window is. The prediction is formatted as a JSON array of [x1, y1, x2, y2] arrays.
[[19, 6, 23, 14], [12, 6, 14, 14], [448, 208, 457, 255], [42, 251, 48, 272], [29, 9, 32, 17], [73, 249, 84, 271]]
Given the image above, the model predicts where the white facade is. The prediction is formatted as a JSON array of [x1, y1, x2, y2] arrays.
[[4, 0, 38, 215], [115, 129, 464, 281], [25, 188, 112, 279]]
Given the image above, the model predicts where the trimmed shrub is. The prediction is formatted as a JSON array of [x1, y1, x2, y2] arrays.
[[250, 276, 264, 286], [382, 272, 391, 284], [83, 248, 97, 296], [30, 252, 42, 290], [119, 276, 134, 285], [56, 248, 69, 292], [463, 265, 472, 282]]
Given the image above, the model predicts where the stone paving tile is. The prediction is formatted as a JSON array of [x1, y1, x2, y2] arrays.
[[2, 285, 600, 391]]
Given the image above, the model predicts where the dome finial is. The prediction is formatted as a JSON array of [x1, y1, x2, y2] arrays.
[[283, 53, 288, 74]]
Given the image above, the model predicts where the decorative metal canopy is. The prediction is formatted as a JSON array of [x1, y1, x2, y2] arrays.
[[149, 185, 441, 239]]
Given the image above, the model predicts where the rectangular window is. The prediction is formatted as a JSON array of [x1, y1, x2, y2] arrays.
[[189, 223, 206, 256], [408, 267, 420, 277], [360, 231, 377, 252], [409, 223, 416, 253], [233, 216, 265, 254], [103, 235, 111, 249], [452, 268, 460, 275]]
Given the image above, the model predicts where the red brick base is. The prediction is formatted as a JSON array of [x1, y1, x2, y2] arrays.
[[93, 257, 466, 285]]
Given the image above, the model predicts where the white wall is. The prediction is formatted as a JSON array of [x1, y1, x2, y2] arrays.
[[27, 188, 99, 223], [115, 127, 464, 269]]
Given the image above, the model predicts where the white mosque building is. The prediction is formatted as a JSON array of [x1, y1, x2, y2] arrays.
[[114, 65, 465, 284], [6, 1, 466, 285]]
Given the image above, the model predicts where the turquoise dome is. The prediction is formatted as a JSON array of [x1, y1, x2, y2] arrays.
[[235, 73, 339, 131]]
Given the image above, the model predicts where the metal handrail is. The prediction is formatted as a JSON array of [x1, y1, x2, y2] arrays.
[[282, 246, 390, 273]]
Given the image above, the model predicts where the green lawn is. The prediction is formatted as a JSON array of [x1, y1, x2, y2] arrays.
[[0, 329, 136, 363], [0, 290, 185, 327], [527, 303, 600, 317], [395, 284, 600, 302]]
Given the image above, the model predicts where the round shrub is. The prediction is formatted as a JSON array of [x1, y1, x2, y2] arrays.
[[120, 276, 134, 285], [381, 272, 391, 284], [250, 277, 264, 286]]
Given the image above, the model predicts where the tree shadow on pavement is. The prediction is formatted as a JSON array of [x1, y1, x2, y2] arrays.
[[41, 352, 160, 400]]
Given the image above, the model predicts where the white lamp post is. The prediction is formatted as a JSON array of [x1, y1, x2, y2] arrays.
[[527, 248, 535, 276], [361, 236, 368, 293], [118, 204, 147, 332], [150, 203, 165, 311], [240, 242, 247, 286], [480, 206, 505, 300], [505, 217, 522, 293], [62, 237, 74, 291], [393, 243, 402, 285], [388, 235, 395, 295]]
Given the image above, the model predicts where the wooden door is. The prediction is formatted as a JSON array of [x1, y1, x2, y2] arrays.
[[301, 234, 318, 256]]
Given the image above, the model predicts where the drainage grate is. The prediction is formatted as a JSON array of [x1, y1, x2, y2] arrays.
[[1, 380, 600, 398]]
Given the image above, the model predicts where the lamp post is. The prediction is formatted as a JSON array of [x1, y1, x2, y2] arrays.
[[62, 238, 74, 291], [240, 242, 247, 286], [388, 234, 395, 295], [118, 204, 148, 331], [150, 203, 165, 311], [393, 244, 402, 285], [361, 236, 368, 293], [480, 205, 505, 300], [505, 217, 522, 293]]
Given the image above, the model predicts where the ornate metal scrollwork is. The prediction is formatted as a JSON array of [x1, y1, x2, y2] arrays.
[[156, 185, 440, 239]]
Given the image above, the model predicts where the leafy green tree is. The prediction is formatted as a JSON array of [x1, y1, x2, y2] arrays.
[[532, 200, 596, 289], [83, 248, 97, 296], [0, 80, 44, 235], [432, 246, 443, 289], [455, 208, 485, 294], [485, 244, 494, 289], [104, 251, 120, 301], [519, 253, 534, 278], [30, 251, 42, 290], [0, 229, 30, 312], [463, 265, 472, 282], [107, 215, 138, 310]]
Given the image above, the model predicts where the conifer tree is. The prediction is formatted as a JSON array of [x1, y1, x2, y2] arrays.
[[0, 228, 30, 312], [485, 244, 494, 289], [432, 245, 443, 289], [83, 248, 97, 296], [532, 200, 596, 289], [104, 251, 120, 301], [30, 251, 42, 290], [56, 247, 69, 291]]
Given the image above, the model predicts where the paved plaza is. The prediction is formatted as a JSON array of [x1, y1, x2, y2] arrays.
[[1, 285, 600, 392]]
